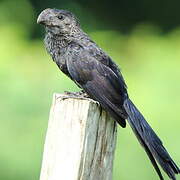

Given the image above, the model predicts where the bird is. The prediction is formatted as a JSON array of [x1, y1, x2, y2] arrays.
[[37, 8, 180, 180]]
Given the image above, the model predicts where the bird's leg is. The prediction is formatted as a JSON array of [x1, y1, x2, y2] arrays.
[[76, 90, 90, 97], [62, 90, 90, 100]]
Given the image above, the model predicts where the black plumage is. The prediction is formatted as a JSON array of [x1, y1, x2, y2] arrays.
[[37, 8, 180, 180]]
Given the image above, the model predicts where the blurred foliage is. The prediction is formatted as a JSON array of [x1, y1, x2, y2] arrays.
[[30, 0, 180, 36], [0, 0, 180, 180]]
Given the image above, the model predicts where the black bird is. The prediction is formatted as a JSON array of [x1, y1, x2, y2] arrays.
[[37, 8, 180, 180]]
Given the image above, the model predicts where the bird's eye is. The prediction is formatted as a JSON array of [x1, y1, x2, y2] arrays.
[[57, 15, 64, 20]]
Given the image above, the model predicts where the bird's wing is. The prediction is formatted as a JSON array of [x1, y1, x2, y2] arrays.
[[66, 43, 128, 127]]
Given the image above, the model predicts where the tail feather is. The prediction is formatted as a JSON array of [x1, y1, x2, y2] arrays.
[[133, 125, 164, 180], [123, 98, 180, 180]]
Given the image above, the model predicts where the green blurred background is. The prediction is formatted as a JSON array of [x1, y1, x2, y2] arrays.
[[0, 0, 180, 179]]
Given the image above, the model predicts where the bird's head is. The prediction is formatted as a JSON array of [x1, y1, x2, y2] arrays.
[[37, 8, 80, 35]]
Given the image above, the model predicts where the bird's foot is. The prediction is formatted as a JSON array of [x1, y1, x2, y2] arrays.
[[62, 90, 90, 100]]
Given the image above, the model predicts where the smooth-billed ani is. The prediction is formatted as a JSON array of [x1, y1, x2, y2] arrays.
[[37, 8, 180, 180]]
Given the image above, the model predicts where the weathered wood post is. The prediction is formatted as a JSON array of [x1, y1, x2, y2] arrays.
[[40, 93, 117, 180]]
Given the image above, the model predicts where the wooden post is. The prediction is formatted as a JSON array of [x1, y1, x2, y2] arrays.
[[40, 93, 117, 180]]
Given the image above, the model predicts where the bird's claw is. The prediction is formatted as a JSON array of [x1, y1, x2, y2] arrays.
[[62, 90, 90, 100], [64, 90, 89, 98]]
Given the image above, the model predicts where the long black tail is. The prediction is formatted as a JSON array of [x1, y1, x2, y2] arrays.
[[123, 98, 180, 180]]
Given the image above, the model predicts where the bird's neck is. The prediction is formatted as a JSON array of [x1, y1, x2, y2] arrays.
[[44, 29, 89, 58], [44, 32, 68, 62], [45, 33, 69, 51]]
